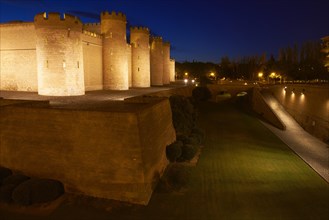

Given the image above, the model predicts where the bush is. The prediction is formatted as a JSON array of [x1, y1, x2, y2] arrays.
[[0, 174, 30, 203], [191, 127, 205, 144], [169, 95, 197, 135], [0, 167, 12, 185], [192, 86, 212, 101], [163, 164, 191, 191], [166, 141, 183, 162], [12, 178, 64, 206], [178, 144, 198, 162]]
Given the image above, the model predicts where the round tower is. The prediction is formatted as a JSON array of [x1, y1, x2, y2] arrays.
[[150, 36, 163, 86], [34, 12, 85, 96], [101, 11, 128, 90], [170, 59, 176, 82], [130, 27, 150, 87], [162, 42, 171, 85]]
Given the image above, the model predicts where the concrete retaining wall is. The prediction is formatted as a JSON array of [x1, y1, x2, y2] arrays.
[[268, 84, 329, 142]]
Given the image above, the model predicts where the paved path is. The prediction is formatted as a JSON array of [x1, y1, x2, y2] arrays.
[[261, 91, 329, 183]]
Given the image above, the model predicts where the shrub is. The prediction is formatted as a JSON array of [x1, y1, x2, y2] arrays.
[[178, 144, 198, 162], [12, 178, 64, 206], [191, 127, 205, 143], [166, 141, 183, 162], [0, 174, 30, 203], [192, 86, 212, 101], [169, 95, 196, 135], [0, 167, 12, 185], [163, 164, 191, 191]]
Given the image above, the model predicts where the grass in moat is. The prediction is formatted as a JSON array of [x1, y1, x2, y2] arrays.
[[2, 101, 328, 220]]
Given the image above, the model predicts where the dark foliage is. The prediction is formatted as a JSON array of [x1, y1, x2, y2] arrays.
[[169, 95, 197, 135], [0, 167, 12, 185], [12, 178, 64, 206], [192, 87, 212, 101], [162, 164, 191, 191], [178, 144, 198, 162], [166, 141, 183, 162], [191, 127, 205, 144]]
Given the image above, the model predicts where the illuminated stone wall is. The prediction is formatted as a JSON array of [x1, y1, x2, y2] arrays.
[[0, 98, 176, 205], [101, 11, 129, 90], [0, 22, 38, 91], [127, 44, 132, 87], [269, 84, 329, 142], [162, 42, 171, 85], [83, 23, 101, 35], [170, 59, 175, 82], [82, 33, 103, 91], [34, 12, 85, 96], [150, 37, 164, 86], [131, 27, 151, 87]]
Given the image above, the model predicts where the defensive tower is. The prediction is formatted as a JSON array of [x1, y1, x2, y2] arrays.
[[34, 12, 85, 96], [170, 59, 176, 82], [162, 42, 171, 85], [130, 27, 151, 87], [101, 11, 128, 90], [150, 36, 163, 86]]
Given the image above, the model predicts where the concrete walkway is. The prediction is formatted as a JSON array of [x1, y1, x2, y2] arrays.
[[261, 91, 329, 183]]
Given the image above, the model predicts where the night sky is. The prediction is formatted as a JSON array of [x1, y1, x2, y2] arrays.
[[0, 0, 328, 62]]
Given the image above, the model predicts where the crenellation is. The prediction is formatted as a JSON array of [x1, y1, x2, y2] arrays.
[[1, 10, 174, 94], [101, 11, 127, 22]]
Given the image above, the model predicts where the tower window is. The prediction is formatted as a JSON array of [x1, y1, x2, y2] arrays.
[[67, 28, 71, 37], [138, 67, 140, 72], [77, 61, 79, 68], [46, 60, 49, 68]]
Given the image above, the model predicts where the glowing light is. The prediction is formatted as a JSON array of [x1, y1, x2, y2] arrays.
[[191, 79, 195, 83], [270, 72, 276, 78], [184, 72, 188, 76], [258, 72, 263, 78], [184, 79, 188, 84], [210, 72, 215, 77]]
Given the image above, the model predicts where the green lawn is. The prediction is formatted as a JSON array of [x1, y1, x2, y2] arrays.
[[3, 101, 328, 220]]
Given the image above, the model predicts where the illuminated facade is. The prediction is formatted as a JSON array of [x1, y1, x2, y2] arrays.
[[0, 12, 175, 96]]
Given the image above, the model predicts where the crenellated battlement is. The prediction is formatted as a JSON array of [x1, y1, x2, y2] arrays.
[[83, 30, 102, 38], [151, 36, 163, 43], [34, 12, 82, 29], [163, 41, 170, 47], [101, 11, 126, 22], [130, 26, 150, 34]]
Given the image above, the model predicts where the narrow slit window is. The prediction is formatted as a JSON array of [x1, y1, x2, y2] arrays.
[[67, 28, 70, 37], [77, 61, 79, 68]]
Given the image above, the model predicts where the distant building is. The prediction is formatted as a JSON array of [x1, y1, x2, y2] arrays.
[[0, 12, 176, 96]]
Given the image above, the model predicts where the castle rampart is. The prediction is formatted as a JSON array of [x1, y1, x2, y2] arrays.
[[131, 26, 151, 87], [101, 11, 129, 90], [150, 37, 164, 86], [170, 59, 176, 82], [34, 12, 85, 96], [162, 42, 171, 85], [0, 11, 175, 95], [0, 22, 38, 91]]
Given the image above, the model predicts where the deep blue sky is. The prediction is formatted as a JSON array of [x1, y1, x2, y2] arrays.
[[1, 0, 328, 62]]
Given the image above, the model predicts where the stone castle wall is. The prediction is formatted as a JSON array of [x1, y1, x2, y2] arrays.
[[0, 98, 176, 205], [0, 22, 38, 91], [0, 11, 175, 95], [82, 33, 103, 91], [162, 42, 171, 85], [131, 27, 151, 87], [34, 12, 85, 96], [101, 12, 129, 90], [150, 37, 164, 86]]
